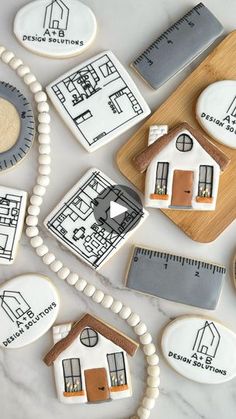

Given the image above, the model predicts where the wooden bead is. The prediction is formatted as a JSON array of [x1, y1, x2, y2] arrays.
[[38, 134, 50, 144], [147, 366, 160, 377], [143, 343, 156, 356], [119, 306, 132, 320], [142, 397, 155, 410], [39, 144, 51, 154], [28, 205, 40, 216], [92, 290, 104, 303], [146, 387, 159, 399], [101, 295, 114, 308], [37, 102, 49, 113], [9, 57, 23, 69], [38, 123, 50, 134], [127, 313, 140, 327], [30, 236, 43, 248], [30, 195, 43, 206], [43, 252, 56, 265], [58, 267, 70, 280], [66, 273, 79, 285], [17, 65, 30, 77], [33, 185, 46, 196], [37, 175, 50, 187], [38, 112, 50, 124], [26, 215, 38, 226], [39, 155, 51, 165], [36, 245, 48, 257], [24, 73, 36, 85], [134, 322, 147, 336], [146, 354, 159, 366], [83, 284, 96, 297], [140, 333, 152, 345], [0, 46, 6, 56], [2, 51, 14, 63], [75, 278, 87, 291], [111, 300, 123, 313], [35, 91, 47, 103], [30, 81, 42, 93], [137, 406, 150, 419], [26, 226, 39, 238], [50, 260, 63, 273], [147, 376, 160, 388], [39, 165, 51, 175]]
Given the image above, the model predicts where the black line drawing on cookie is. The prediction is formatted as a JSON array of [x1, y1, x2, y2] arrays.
[[50, 53, 145, 148], [43, 0, 69, 31], [0, 290, 31, 322], [45, 170, 145, 269], [0, 192, 24, 262], [193, 321, 221, 358], [226, 95, 236, 117]]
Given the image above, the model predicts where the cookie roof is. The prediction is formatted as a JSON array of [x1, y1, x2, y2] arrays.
[[44, 313, 139, 366], [133, 122, 230, 173]]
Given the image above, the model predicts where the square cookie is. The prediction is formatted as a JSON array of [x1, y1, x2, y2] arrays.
[[0, 186, 27, 264], [46, 51, 150, 152], [44, 168, 148, 270]]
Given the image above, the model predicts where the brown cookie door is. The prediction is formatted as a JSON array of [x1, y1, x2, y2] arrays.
[[84, 368, 109, 402], [171, 170, 194, 207]]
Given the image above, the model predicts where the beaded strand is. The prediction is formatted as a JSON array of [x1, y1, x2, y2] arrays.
[[0, 45, 160, 419]]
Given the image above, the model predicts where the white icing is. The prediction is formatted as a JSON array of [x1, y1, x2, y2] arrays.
[[161, 316, 236, 384], [14, 0, 97, 58], [52, 321, 132, 404], [46, 51, 150, 152], [44, 168, 148, 270], [0, 274, 60, 348], [196, 80, 236, 149], [145, 126, 221, 211], [0, 186, 27, 265]]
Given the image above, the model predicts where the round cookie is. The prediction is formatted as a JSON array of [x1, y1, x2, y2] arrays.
[[161, 315, 236, 384], [14, 0, 97, 58], [196, 80, 236, 149], [0, 274, 60, 348], [0, 81, 35, 171]]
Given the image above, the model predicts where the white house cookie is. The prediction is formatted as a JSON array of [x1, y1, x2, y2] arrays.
[[161, 316, 236, 384], [44, 313, 139, 404], [0, 185, 27, 264], [14, 0, 97, 58], [0, 274, 60, 348], [196, 80, 236, 149], [46, 51, 150, 152], [44, 168, 148, 270], [134, 123, 230, 211]]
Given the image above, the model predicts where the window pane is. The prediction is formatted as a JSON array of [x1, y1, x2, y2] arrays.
[[71, 359, 80, 376], [80, 328, 98, 347], [115, 353, 125, 370], [107, 354, 115, 371], [63, 359, 72, 377]]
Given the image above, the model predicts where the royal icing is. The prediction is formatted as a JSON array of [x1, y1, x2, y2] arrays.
[[46, 51, 150, 152], [44, 313, 138, 403], [0, 185, 27, 264], [196, 80, 236, 149], [14, 0, 97, 58], [0, 274, 60, 348], [161, 316, 236, 384], [44, 168, 148, 270], [133, 123, 230, 211]]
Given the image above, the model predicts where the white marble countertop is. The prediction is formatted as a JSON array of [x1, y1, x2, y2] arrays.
[[1, 0, 236, 418]]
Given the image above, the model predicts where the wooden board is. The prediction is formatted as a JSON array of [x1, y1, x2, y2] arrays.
[[116, 32, 236, 243]]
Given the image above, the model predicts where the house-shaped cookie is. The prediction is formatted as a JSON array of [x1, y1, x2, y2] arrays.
[[134, 123, 230, 211], [44, 313, 139, 404]]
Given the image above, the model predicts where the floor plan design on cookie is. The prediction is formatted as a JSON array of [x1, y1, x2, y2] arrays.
[[46, 51, 150, 152], [44, 168, 148, 270]]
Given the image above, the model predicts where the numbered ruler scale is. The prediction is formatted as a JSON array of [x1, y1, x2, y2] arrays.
[[131, 3, 223, 89], [126, 247, 226, 309]]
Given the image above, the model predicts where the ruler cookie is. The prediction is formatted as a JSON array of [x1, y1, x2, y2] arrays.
[[125, 246, 226, 309], [131, 3, 223, 89], [0, 82, 35, 171]]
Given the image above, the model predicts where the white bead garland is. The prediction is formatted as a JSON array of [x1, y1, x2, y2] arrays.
[[0, 46, 160, 419]]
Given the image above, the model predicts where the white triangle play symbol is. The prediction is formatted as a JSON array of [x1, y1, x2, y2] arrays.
[[110, 201, 128, 219]]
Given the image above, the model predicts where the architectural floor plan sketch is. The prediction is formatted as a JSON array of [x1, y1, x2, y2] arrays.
[[0, 187, 27, 264], [44, 169, 147, 270], [47, 51, 150, 151]]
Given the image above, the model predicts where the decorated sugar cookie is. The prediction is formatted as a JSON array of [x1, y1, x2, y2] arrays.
[[0, 82, 35, 171], [196, 80, 236, 149], [161, 316, 236, 384], [14, 0, 97, 58], [134, 123, 230, 211], [44, 168, 148, 270], [0, 274, 60, 348], [46, 50, 150, 152], [0, 185, 27, 264], [44, 313, 138, 403]]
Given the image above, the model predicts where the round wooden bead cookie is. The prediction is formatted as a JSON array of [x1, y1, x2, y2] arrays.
[[14, 0, 97, 58]]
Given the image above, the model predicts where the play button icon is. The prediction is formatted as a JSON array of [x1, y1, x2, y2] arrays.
[[110, 201, 128, 219]]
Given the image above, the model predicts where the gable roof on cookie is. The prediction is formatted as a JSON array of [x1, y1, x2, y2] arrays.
[[44, 313, 139, 366], [133, 122, 230, 173]]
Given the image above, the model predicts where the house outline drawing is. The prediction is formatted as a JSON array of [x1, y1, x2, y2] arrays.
[[0, 290, 31, 322], [226, 95, 236, 117], [44, 313, 139, 404], [43, 0, 69, 31], [192, 321, 221, 358], [134, 123, 229, 211]]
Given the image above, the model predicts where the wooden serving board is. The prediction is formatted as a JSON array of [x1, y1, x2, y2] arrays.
[[116, 32, 236, 243]]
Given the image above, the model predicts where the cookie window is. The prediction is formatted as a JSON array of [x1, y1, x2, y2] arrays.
[[80, 327, 98, 347], [62, 358, 82, 393], [198, 165, 214, 197], [107, 352, 127, 387], [176, 134, 193, 152]]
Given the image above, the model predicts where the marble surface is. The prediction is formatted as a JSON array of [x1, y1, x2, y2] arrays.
[[1, 0, 236, 418]]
